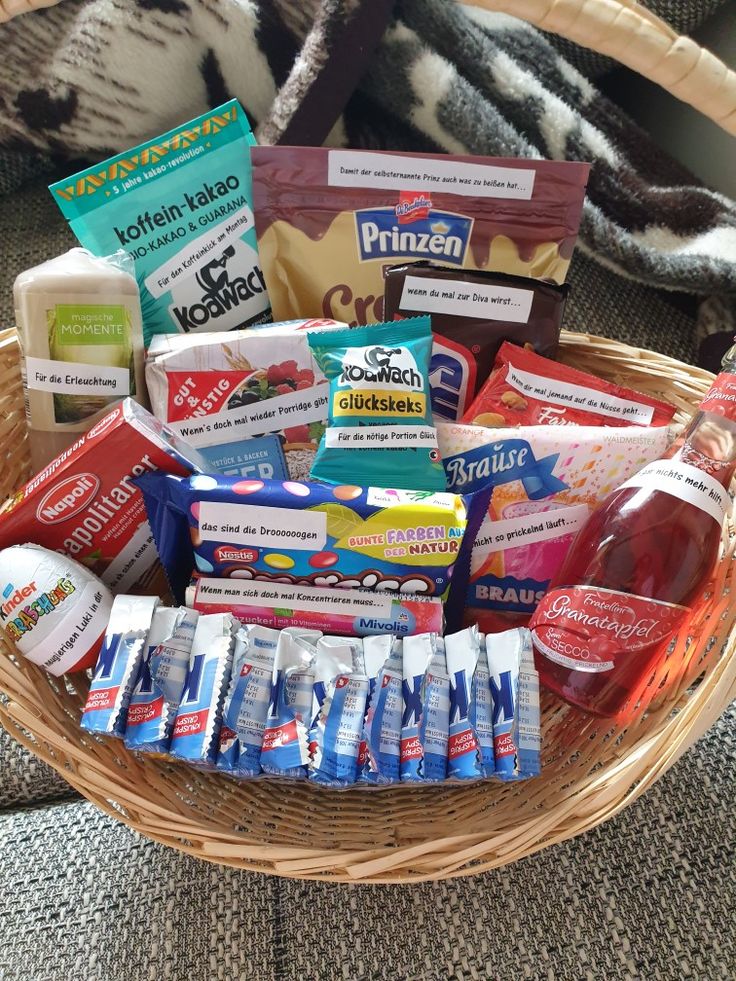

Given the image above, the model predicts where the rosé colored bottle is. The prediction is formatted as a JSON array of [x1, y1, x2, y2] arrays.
[[529, 352, 736, 718]]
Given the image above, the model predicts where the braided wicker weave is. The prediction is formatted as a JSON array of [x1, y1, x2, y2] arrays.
[[0, 326, 733, 883]]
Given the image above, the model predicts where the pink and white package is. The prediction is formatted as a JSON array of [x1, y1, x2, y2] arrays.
[[440, 422, 671, 631]]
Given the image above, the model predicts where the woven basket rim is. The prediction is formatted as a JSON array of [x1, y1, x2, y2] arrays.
[[0, 327, 734, 883]]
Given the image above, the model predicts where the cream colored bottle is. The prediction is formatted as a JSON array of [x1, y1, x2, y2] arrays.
[[14, 248, 146, 472]]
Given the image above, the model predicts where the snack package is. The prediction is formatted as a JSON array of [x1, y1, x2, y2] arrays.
[[217, 624, 281, 776], [470, 637, 496, 778], [0, 399, 209, 595], [251, 146, 590, 323], [307, 318, 445, 490], [0, 544, 113, 675], [464, 342, 677, 429], [124, 607, 199, 754], [400, 633, 450, 782], [135, 472, 466, 601], [50, 101, 269, 344], [145, 319, 346, 481], [260, 630, 319, 779], [80, 595, 159, 736], [439, 423, 671, 627], [185, 577, 444, 637], [445, 626, 481, 780], [169, 613, 236, 767], [308, 636, 368, 786], [383, 262, 568, 421], [358, 635, 402, 784], [487, 628, 540, 781]]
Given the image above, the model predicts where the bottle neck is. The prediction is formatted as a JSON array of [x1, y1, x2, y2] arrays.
[[667, 367, 736, 487]]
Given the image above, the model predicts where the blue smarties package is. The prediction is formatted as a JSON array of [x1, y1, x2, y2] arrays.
[[134, 472, 467, 604], [50, 100, 270, 345]]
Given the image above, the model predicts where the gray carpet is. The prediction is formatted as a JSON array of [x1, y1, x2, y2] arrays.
[[0, 703, 733, 980]]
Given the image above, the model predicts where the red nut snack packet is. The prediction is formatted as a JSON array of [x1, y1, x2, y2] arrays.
[[463, 343, 676, 429]]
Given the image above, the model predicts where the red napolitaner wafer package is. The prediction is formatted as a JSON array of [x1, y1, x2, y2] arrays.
[[463, 343, 677, 429], [250, 147, 590, 325]]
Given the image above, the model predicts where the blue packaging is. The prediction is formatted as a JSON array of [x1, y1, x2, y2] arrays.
[[418, 638, 451, 782], [196, 435, 289, 481], [401, 633, 450, 782], [169, 613, 236, 767], [217, 624, 281, 776], [470, 638, 495, 778], [135, 471, 466, 604], [358, 635, 402, 785], [445, 626, 481, 780], [487, 627, 540, 781], [307, 318, 446, 491], [81, 595, 159, 736], [124, 606, 194, 754], [50, 101, 270, 345], [260, 630, 320, 779], [309, 637, 367, 786]]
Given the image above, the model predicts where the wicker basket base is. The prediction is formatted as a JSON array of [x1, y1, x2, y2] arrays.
[[0, 328, 734, 883]]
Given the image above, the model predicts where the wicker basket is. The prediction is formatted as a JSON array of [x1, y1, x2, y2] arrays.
[[0, 326, 734, 883]]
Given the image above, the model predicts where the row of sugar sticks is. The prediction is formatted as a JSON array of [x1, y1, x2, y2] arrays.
[[80, 595, 541, 786]]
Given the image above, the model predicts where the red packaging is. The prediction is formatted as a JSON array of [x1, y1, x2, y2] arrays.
[[463, 343, 676, 429], [0, 399, 208, 594]]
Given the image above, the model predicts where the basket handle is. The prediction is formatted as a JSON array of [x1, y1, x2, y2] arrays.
[[457, 0, 736, 136]]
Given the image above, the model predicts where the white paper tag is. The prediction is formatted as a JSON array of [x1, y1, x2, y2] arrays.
[[325, 425, 439, 449], [400, 275, 534, 323], [471, 504, 590, 574], [504, 365, 656, 425], [365, 487, 457, 508], [102, 520, 158, 593], [198, 502, 328, 550], [144, 203, 254, 298], [327, 150, 535, 199], [194, 578, 394, 618], [25, 356, 129, 397], [168, 385, 329, 447], [620, 460, 729, 525]]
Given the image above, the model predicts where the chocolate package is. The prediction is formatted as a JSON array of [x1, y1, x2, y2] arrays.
[[134, 473, 467, 602], [383, 262, 568, 421], [251, 147, 590, 325]]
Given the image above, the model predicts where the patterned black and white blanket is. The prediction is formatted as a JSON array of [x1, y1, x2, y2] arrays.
[[0, 0, 734, 366]]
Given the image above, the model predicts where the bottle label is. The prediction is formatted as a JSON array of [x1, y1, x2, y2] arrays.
[[530, 586, 688, 673], [619, 460, 729, 526], [699, 372, 736, 418]]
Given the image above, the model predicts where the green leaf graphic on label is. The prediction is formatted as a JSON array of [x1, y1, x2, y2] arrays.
[[308, 503, 365, 540]]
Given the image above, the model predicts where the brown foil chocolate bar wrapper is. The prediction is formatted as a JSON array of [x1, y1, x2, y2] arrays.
[[383, 261, 568, 420], [251, 146, 590, 329]]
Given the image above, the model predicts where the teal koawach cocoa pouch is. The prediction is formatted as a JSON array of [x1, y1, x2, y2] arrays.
[[50, 101, 270, 345]]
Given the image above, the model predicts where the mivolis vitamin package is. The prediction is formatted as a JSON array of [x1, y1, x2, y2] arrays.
[[251, 145, 589, 324], [307, 317, 446, 491], [50, 101, 269, 344]]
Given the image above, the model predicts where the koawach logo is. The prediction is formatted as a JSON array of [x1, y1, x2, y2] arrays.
[[171, 244, 267, 332], [338, 345, 421, 389], [355, 206, 473, 265]]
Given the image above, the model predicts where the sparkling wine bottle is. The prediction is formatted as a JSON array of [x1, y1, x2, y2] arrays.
[[529, 351, 736, 718]]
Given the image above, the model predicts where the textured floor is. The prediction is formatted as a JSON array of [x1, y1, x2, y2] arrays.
[[1, 703, 733, 981]]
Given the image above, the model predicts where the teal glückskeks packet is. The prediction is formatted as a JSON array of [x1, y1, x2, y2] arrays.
[[49, 100, 270, 346], [307, 317, 446, 491]]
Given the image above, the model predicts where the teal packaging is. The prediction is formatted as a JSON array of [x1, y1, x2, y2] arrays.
[[49, 101, 270, 345], [307, 317, 446, 491]]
